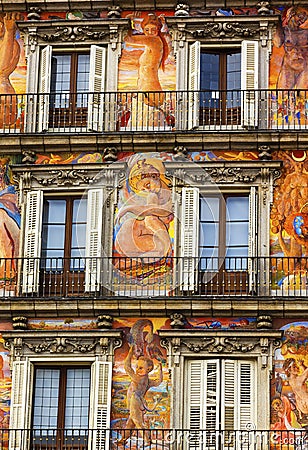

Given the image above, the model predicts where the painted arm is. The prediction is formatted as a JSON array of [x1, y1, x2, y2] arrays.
[[0, 13, 20, 76]]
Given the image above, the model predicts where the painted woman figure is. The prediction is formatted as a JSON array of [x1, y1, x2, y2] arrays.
[[125, 14, 171, 129], [0, 13, 21, 127]]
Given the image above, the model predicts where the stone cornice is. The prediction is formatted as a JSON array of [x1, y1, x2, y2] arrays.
[[3, 329, 123, 359]]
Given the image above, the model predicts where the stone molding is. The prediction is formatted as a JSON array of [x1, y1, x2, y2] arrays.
[[159, 329, 282, 368], [3, 330, 122, 362]]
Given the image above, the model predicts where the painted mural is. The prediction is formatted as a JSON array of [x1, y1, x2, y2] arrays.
[[0, 321, 14, 431], [0, 13, 26, 129], [0, 158, 20, 288], [270, 151, 308, 293], [272, 322, 308, 446], [270, 6, 308, 128], [113, 153, 174, 295], [118, 11, 176, 130]]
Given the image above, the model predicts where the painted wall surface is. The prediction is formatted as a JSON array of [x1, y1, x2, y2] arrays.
[[0, 321, 14, 430], [272, 321, 308, 441], [270, 151, 308, 292], [113, 153, 174, 293], [0, 157, 20, 285]]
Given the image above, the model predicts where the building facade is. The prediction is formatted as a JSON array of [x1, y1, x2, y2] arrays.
[[0, 0, 307, 448]]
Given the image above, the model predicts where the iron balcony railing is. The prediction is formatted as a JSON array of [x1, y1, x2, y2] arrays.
[[0, 256, 307, 298], [2, 428, 307, 450], [1, 89, 308, 134]]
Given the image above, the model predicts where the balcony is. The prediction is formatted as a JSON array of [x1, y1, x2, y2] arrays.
[[0, 256, 307, 300], [1, 428, 305, 450], [1, 89, 308, 134]]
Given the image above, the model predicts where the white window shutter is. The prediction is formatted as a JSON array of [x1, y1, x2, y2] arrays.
[[22, 190, 43, 294], [221, 360, 235, 431], [187, 360, 203, 431], [204, 360, 220, 432], [88, 45, 106, 132], [85, 189, 103, 292], [241, 41, 258, 128], [180, 187, 199, 291], [89, 360, 112, 450], [38, 45, 52, 132], [238, 361, 255, 430], [188, 41, 200, 130], [248, 187, 258, 293], [10, 360, 34, 450]]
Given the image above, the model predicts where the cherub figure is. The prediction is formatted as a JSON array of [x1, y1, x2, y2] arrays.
[[124, 345, 163, 434]]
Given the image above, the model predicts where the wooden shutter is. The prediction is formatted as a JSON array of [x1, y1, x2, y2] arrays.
[[22, 190, 43, 293], [188, 41, 200, 129], [10, 360, 34, 450], [248, 187, 258, 292], [88, 45, 106, 132], [85, 189, 103, 292], [38, 45, 52, 132], [241, 41, 258, 128], [221, 360, 236, 432], [180, 187, 199, 291], [238, 361, 255, 429], [89, 360, 112, 450]]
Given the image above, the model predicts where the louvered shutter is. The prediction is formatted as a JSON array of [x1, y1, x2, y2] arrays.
[[238, 361, 255, 430], [22, 190, 43, 293], [88, 46, 106, 132], [248, 187, 258, 293], [188, 41, 200, 129], [10, 360, 34, 450], [180, 187, 199, 291], [89, 360, 112, 450], [241, 41, 258, 128], [221, 360, 235, 432], [38, 45, 52, 132], [85, 189, 103, 292]]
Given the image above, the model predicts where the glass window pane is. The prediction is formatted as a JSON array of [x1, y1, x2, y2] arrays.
[[73, 198, 87, 222], [33, 369, 60, 430], [42, 225, 65, 249], [200, 197, 220, 221], [200, 223, 218, 247], [226, 197, 249, 221], [65, 368, 90, 430], [43, 200, 66, 223], [226, 223, 249, 246]]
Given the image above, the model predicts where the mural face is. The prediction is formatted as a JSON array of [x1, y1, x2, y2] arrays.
[[272, 322, 308, 443], [113, 154, 174, 293], [112, 318, 169, 445], [270, 151, 308, 292], [0, 158, 20, 284], [118, 12, 175, 130]]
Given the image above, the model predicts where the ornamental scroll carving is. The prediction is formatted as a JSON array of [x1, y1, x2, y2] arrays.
[[189, 22, 257, 39], [38, 26, 109, 42]]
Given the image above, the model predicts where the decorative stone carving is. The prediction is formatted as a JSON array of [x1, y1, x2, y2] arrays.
[[22, 150, 37, 164], [175, 3, 190, 16], [97, 315, 113, 329], [27, 7, 41, 21], [32, 169, 92, 186], [170, 313, 186, 329], [257, 1, 272, 15], [190, 22, 257, 39], [258, 145, 272, 160], [257, 315, 273, 329], [183, 337, 259, 353], [103, 147, 118, 162], [107, 6, 122, 19], [38, 26, 109, 42], [24, 337, 99, 354], [173, 146, 188, 160], [12, 316, 28, 330]]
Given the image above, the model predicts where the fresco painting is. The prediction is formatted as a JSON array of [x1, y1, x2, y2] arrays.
[[0, 321, 14, 431], [272, 322, 308, 446], [0, 13, 26, 129], [118, 11, 175, 131], [34, 152, 104, 165], [270, 6, 308, 128], [270, 151, 308, 293], [0, 158, 20, 290], [112, 318, 169, 447], [113, 154, 174, 295]]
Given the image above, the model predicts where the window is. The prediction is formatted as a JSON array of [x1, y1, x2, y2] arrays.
[[10, 358, 112, 450], [185, 359, 256, 446], [188, 41, 259, 129], [50, 53, 91, 127], [33, 367, 90, 442], [180, 187, 257, 293], [22, 189, 104, 294], [200, 51, 241, 126], [38, 45, 106, 132]]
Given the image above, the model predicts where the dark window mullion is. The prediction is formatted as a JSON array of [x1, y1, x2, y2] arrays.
[[57, 367, 68, 432], [63, 199, 74, 272]]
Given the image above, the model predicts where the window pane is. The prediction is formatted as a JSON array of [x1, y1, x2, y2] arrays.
[[200, 197, 219, 221], [227, 52, 241, 91], [33, 369, 60, 431], [73, 198, 87, 222], [201, 53, 219, 91], [64, 368, 90, 431], [43, 199, 66, 223], [226, 222, 249, 246], [226, 197, 249, 221]]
